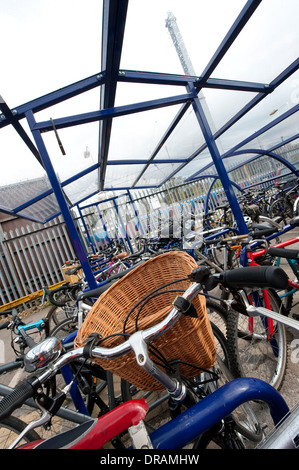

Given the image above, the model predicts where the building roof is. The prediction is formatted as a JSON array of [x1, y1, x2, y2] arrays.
[[0, 0, 298, 223]]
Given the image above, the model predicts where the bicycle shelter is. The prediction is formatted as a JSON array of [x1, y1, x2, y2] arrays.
[[0, 0, 298, 288]]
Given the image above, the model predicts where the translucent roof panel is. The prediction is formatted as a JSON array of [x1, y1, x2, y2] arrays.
[[137, 162, 183, 187], [41, 120, 100, 182], [16, 193, 61, 222], [218, 71, 299, 154], [104, 164, 146, 189], [213, 0, 299, 83], [0, 124, 46, 188], [108, 102, 182, 161], [200, 89, 259, 151], [121, 0, 247, 76], [1, 0, 102, 108], [63, 169, 99, 205], [173, 149, 215, 182], [153, 106, 205, 160]]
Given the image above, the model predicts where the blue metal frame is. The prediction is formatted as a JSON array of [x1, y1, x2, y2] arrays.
[[25, 110, 98, 289], [187, 81, 248, 233], [204, 177, 244, 215]]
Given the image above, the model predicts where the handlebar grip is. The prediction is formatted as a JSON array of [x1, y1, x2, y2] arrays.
[[222, 266, 289, 290], [251, 228, 277, 238], [268, 247, 299, 260], [19, 329, 37, 349], [48, 289, 69, 307], [0, 321, 10, 330], [0, 379, 36, 421]]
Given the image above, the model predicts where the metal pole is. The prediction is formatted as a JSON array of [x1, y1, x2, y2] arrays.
[[112, 198, 133, 253], [187, 83, 248, 234], [25, 110, 97, 289]]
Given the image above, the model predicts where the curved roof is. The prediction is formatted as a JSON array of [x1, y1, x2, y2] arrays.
[[0, 0, 298, 224]]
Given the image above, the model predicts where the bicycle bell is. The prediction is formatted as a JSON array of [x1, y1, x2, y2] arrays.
[[24, 337, 63, 372]]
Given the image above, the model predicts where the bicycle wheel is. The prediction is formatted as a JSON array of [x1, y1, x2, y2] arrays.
[[121, 321, 231, 446], [193, 325, 263, 448], [0, 416, 41, 449], [46, 301, 77, 332], [205, 299, 228, 344], [50, 317, 79, 341], [270, 199, 292, 219], [226, 288, 288, 390], [276, 284, 294, 315]]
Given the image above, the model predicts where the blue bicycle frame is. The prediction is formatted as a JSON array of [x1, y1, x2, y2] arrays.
[[147, 378, 289, 449], [17, 319, 45, 334]]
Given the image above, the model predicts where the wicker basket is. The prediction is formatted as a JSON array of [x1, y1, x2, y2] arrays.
[[75, 251, 216, 390], [61, 264, 83, 284]]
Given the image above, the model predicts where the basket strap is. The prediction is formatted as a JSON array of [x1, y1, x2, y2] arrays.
[[173, 296, 197, 318], [83, 333, 103, 358]]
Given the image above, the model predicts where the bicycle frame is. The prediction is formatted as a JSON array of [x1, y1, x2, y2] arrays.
[[247, 235, 299, 297], [17, 319, 46, 335], [2, 263, 297, 449], [17, 378, 289, 450]]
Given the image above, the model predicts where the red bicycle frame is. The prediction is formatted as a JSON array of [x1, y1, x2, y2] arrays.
[[250, 236, 299, 291], [19, 399, 148, 449]]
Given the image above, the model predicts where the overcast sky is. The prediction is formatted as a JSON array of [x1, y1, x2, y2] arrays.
[[0, 0, 298, 193]]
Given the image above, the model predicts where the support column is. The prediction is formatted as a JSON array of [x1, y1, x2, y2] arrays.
[[25, 110, 97, 289], [187, 82, 248, 234]]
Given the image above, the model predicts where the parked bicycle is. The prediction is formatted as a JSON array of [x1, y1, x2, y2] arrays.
[[0, 261, 296, 449]]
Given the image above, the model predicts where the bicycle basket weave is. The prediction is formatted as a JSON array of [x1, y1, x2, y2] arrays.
[[75, 251, 216, 391]]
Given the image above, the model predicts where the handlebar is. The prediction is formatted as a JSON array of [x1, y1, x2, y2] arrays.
[[18, 328, 38, 350], [0, 377, 38, 421], [0, 279, 203, 421], [43, 284, 72, 307], [0, 264, 292, 423]]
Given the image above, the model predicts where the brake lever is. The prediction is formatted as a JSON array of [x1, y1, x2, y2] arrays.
[[187, 266, 219, 291], [9, 400, 52, 449]]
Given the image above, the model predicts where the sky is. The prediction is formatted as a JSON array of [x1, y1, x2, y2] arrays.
[[0, 0, 298, 202]]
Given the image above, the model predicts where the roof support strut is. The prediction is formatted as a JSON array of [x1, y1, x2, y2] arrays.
[[25, 110, 98, 289]]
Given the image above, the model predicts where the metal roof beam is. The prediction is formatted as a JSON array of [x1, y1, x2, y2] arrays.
[[0, 74, 105, 130], [0, 95, 42, 165], [172, 59, 299, 184], [98, 0, 129, 191], [118, 70, 268, 93], [132, 0, 263, 188], [32, 91, 196, 132], [200, 0, 262, 83]]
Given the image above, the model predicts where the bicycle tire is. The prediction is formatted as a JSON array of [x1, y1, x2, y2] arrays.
[[193, 358, 263, 448], [206, 320, 263, 444], [49, 317, 79, 341], [206, 297, 227, 324], [276, 284, 294, 315], [46, 301, 77, 331], [269, 199, 293, 219], [226, 288, 288, 390], [190, 322, 263, 448], [0, 415, 41, 449]]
